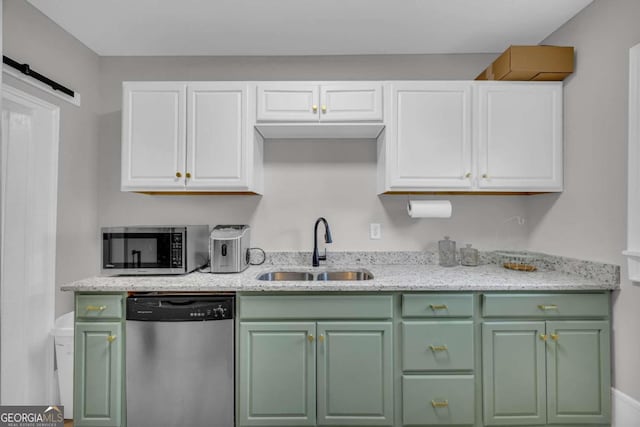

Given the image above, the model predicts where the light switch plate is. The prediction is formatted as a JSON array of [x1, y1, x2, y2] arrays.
[[370, 223, 382, 240]]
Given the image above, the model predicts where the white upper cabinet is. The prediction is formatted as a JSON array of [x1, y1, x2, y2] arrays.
[[256, 82, 383, 122], [476, 83, 563, 191], [122, 82, 262, 193], [187, 83, 247, 190], [379, 81, 563, 193], [122, 82, 186, 191], [385, 82, 473, 190], [122, 80, 562, 196], [256, 83, 319, 122], [320, 83, 383, 122]]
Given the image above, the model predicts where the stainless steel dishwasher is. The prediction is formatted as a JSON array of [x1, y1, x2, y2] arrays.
[[126, 294, 234, 427]]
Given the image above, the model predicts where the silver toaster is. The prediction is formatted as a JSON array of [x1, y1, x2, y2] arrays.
[[209, 225, 251, 273]]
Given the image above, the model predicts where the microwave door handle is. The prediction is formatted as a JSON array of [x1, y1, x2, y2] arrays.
[[131, 250, 141, 268]]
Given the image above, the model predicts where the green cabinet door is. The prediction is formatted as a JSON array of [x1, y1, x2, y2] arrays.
[[482, 322, 546, 426], [74, 322, 123, 427], [239, 322, 316, 427], [316, 322, 393, 426], [546, 320, 611, 424]]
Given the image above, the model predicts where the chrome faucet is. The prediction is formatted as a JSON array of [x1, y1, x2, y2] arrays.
[[312, 217, 333, 267]]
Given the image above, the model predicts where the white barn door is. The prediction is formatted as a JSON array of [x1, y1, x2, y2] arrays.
[[1, 84, 59, 404]]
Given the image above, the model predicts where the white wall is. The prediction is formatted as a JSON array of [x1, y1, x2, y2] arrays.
[[3, 1, 101, 316], [533, 0, 640, 401], [98, 56, 529, 254]]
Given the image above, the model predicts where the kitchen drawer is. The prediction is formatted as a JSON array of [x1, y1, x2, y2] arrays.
[[402, 321, 474, 371], [402, 294, 473, 318], [239, 295, 393, 319], [402, 375, 475, 426], [76, 293, 124, 320], [482, 293, 609, 318]]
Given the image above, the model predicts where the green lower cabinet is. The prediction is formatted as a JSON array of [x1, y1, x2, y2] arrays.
[[402, 375, 475, 426], [239, 321, 393, 427], [239, 322, 316, 426], [74, 322, 123, 427], [317, 322, 393, 426], [546, 321, 611, 424], [482, 320, 611, 426], [482, 322, 547, 425]]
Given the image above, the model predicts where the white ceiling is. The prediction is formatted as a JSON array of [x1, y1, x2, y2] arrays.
[[27, 0, 593, 56]]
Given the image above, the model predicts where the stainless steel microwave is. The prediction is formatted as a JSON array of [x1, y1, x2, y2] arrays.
[[101, 226, 209, 276]]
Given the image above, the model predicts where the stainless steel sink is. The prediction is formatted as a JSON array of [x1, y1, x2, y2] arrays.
[[256, 269, 373, 281], [256, 271, 314, 281], [315, 270, 374, 281]]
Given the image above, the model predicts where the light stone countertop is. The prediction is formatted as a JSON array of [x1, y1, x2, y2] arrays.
[[60, 263, 619, 292]]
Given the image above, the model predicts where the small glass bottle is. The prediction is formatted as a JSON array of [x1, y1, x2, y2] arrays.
[[460, 244, 479, 267], [438, 236, 457, 267]]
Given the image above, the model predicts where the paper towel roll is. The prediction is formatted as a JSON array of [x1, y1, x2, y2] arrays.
[[407, 200, 452, 218]]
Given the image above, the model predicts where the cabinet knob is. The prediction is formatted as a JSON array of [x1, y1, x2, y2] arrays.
[[551, 333, 559, 341], [312, 105, 318, 113], [319, 334, 325, 343], [431, 400, 449, 408], [321, 105, 327, 113], [308, 334, 314, 343], [539, 334, 548, 341], [465, 172, 471, 178], [107, 335, 117, 343], [176, 172, 182, 178], [482, 174, 488, 179], [185, 172, 192, 179]]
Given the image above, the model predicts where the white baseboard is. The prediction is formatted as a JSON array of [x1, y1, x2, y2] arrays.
[[613, 388, 640, 427]]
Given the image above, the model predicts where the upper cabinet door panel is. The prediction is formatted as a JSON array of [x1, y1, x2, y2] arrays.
[[121, 83, 186, 190], [257, 84, 319, 122], [320, 84, 383, 122], [477, 83, 563, 191], [389, 83, 473, 189], [187, 83, 247, 189]]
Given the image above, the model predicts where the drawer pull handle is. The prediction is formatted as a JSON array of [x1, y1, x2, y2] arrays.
[[107, 335, 117, 343], [429, 345, 449, 352], [86, 305, 107, 312], [538, 304, 558, 311], [431, 400, 449, 408], [429, 304, 448, 311], [551, 333, 559, 341]]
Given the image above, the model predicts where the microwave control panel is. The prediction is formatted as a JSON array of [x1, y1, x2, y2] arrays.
[[171, 233, 183, 268]]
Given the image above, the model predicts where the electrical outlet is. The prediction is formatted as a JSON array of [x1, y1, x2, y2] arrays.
[[370, 223, 382, 240]]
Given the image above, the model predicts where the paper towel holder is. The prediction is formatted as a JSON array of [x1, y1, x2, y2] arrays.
[[407, 199, 453, 218]]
